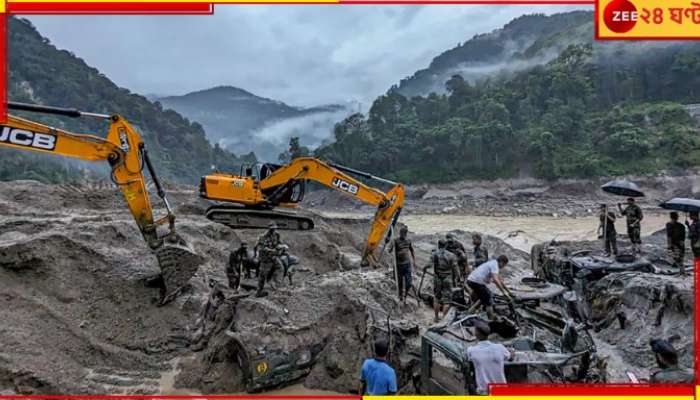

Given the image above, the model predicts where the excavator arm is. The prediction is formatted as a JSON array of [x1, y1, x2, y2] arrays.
[[1, 102, 203, 303], [259, 157, 405, 265]]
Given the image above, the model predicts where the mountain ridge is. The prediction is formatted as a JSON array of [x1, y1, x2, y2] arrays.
[[4, 17, 251, 184], [158, 85, 351, 162]]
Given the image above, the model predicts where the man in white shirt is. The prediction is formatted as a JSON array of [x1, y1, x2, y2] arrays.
[[467, 321, 511, 395], [466, 255, 514, 319]]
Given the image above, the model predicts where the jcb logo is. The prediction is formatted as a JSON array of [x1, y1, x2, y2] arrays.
[[0, 126, 56, 151], [332, 177, 359, 195], [118, 128, 130, 152]]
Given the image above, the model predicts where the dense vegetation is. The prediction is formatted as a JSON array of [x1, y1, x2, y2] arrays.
[[317, 43, 700, 182], [4, 17, 253, 184]]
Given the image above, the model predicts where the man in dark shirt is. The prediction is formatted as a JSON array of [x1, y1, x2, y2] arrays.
[[598, 204, 618, 257], [666, 212, 687, 275], [227, 243, 248, 291], [389, 225, 416, 304], [446, 232, 469, 283], [472, 233, 489, 267]]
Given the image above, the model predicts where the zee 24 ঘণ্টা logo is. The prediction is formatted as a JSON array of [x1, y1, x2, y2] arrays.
[[602, 0, 700, 34]]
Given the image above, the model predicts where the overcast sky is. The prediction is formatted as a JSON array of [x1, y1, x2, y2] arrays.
[[29, 5, 589, 107]]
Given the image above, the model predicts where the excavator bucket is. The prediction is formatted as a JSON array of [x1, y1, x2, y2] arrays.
[[154, 235, 204, 305]]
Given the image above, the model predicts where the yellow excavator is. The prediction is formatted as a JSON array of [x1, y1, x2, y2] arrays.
[[1, 102, 203, 304], [199, 157, 405, 266]]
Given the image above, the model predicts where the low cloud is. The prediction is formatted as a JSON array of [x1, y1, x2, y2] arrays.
[[27, 5, 589, 108]]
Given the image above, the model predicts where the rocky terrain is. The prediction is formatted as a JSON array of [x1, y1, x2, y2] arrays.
[[308, 171, 700, 218], [0, 180, 694, 394]]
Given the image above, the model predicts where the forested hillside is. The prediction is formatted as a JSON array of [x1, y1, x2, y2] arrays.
[[318, 41, 700, 182], [396, 11, 594, 97], [4, 17, 253, 184]]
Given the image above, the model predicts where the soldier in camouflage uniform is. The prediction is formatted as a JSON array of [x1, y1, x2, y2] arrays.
[[277, 244, 299, 286], [649, 339, 693, 383], [472, 233, 489, 268], [432, 239, 458, 323], [445, 232, 469, 283], [227, 243, 247, 291], [255, 222, 284, 297], [666, 212, 687, 275], [619, 198, 643, 255]]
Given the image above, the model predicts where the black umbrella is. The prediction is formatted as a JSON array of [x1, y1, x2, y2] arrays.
[[659, 198, 700, 213], [601, 180, 645, 198]]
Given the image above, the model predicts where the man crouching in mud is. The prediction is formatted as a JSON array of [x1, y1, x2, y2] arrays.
[[466, 255, 515, 320]]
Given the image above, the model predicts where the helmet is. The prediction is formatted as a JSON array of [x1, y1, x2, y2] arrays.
[[268, 222, 279, 229], [446, 232, 455, 240]]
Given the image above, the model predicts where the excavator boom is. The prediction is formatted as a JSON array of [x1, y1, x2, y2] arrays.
[[1, 102, 203, 303], [201, 157, 404, 266]]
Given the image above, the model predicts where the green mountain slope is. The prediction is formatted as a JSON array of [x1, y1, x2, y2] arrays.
[[318, 13, 700, 183], [396, 11, 594, 98], [4, 17, 253, 184]]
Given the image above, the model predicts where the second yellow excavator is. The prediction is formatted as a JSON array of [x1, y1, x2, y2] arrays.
[[199, 157, 405, 266]]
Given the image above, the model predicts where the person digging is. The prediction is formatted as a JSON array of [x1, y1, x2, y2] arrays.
[[466, 255, 515, 320]]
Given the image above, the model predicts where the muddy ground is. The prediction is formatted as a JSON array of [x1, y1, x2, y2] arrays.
[[0, 180, 694, 394]]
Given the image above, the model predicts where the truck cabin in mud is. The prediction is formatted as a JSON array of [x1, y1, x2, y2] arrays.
[[225, 331, 325, 392], [415, 276, 601, 394], [531, 242, 655, 290], [419, 329, 594, 395]]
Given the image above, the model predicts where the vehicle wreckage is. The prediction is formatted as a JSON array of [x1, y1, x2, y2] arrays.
[[413, 274, 603, 394]]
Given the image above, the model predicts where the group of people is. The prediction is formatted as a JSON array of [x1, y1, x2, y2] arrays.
[[598, 197, 644, 257], [599, 197, 700, 275], [389, 225, 512, 323], [226, 222, 298, 297]]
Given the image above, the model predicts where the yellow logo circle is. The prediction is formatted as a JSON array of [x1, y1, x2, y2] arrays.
[[256, 361, 268, 375]]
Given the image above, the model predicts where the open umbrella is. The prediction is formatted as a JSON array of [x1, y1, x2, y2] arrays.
[[601, 180, 645, 198], [659, 198, 700, 213]]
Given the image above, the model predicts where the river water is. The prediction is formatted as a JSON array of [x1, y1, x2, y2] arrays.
[[324, 211, 671, 252]]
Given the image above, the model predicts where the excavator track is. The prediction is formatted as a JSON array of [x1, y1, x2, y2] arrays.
[[205, 205, 315, 231]]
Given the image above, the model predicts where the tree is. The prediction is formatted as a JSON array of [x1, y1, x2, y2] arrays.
[[279, 136, 310, 163]]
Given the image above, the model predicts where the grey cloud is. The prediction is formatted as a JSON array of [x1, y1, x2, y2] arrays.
[[28, 5, 589, 108]]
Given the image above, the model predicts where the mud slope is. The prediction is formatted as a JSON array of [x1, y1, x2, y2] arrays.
[[0, 181, 378, 394], [0, 180, 535, 394]]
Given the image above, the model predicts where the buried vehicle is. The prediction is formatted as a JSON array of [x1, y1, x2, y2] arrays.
[[416, 299, 602, 395], [412, 272, 602, 394], [531, 242, 656, 289], [222, 330, 326, 392]]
